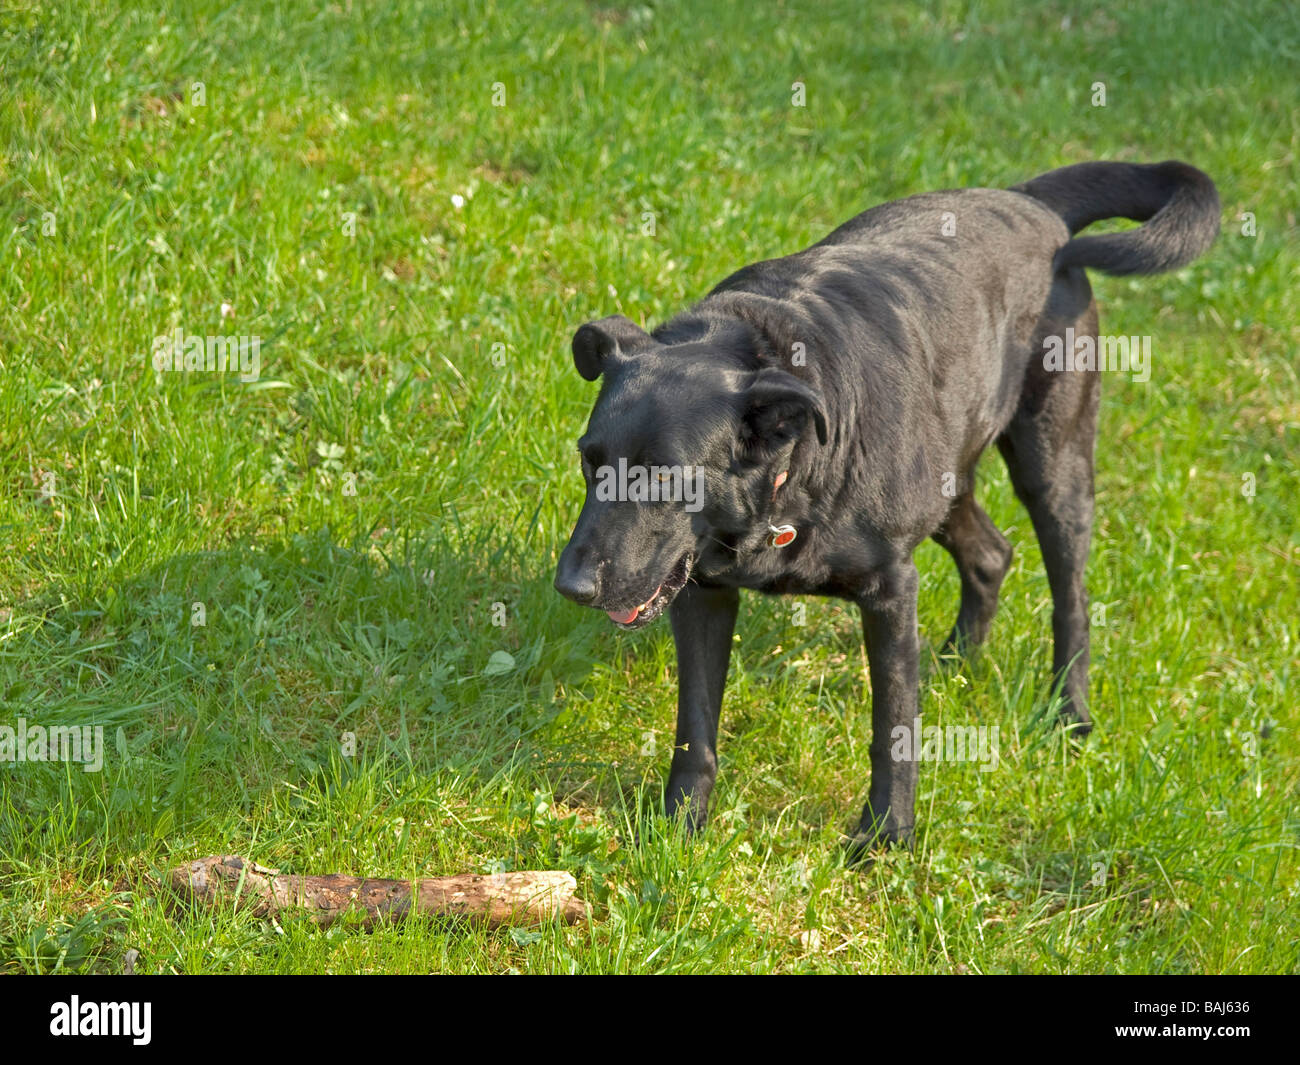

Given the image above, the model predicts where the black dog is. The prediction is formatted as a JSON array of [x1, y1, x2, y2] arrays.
[[555, 161, 1219, 853]]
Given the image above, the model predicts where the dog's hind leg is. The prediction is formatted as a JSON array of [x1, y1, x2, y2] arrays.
[[932, 493, 1013, 654], [997, 286, 1100, 735]]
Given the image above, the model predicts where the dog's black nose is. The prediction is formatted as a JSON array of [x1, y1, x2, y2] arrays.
[[555, 551, 600, 605]]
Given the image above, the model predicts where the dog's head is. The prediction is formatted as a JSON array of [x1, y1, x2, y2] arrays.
[[554, 314, 828, 629]]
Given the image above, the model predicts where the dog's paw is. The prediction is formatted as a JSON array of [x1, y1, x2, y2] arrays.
[[664, 778, 712, 835], [1057, 700, 1093, 742], [844, 822, 914, 867]]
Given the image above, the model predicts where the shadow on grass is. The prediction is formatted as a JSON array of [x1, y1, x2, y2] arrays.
[[0, 526, 626, 834]]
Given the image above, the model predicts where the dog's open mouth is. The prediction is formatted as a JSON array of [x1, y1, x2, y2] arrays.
[[606, 553, 693, 630]]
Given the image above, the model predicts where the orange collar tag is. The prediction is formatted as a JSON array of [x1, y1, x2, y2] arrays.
[[767, 524, 797, 548]]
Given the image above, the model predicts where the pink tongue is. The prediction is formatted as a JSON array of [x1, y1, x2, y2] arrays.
[[607, 584, 662, 626]]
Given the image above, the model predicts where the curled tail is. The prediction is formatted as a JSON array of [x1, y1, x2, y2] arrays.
[[1012, 160, 1220, 276]]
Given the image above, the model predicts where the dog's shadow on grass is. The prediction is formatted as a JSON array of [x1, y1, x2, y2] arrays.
[[4, 527, 618, 803]]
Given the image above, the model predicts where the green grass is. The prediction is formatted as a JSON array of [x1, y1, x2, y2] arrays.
[[0, 0, 1296, 974]]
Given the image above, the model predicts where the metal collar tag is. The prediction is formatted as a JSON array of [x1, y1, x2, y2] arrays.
[[767, 524, 797, 548]]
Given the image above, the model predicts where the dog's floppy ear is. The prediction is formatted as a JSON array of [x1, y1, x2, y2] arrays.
[[571, 315, 653, 381], [742, 368, 829, 449]]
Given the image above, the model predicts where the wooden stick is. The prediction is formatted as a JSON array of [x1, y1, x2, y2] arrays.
[[168, 855, 587, 929]]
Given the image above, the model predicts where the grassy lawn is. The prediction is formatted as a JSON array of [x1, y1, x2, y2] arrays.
[[0, 0, 1296, 974]]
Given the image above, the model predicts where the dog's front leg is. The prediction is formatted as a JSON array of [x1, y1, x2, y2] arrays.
[[852, 559, 921, 855], [665, 583, 740, 831]]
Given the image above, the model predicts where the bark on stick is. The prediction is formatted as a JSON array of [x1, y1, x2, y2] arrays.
[[168, 855, 586, 929]]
